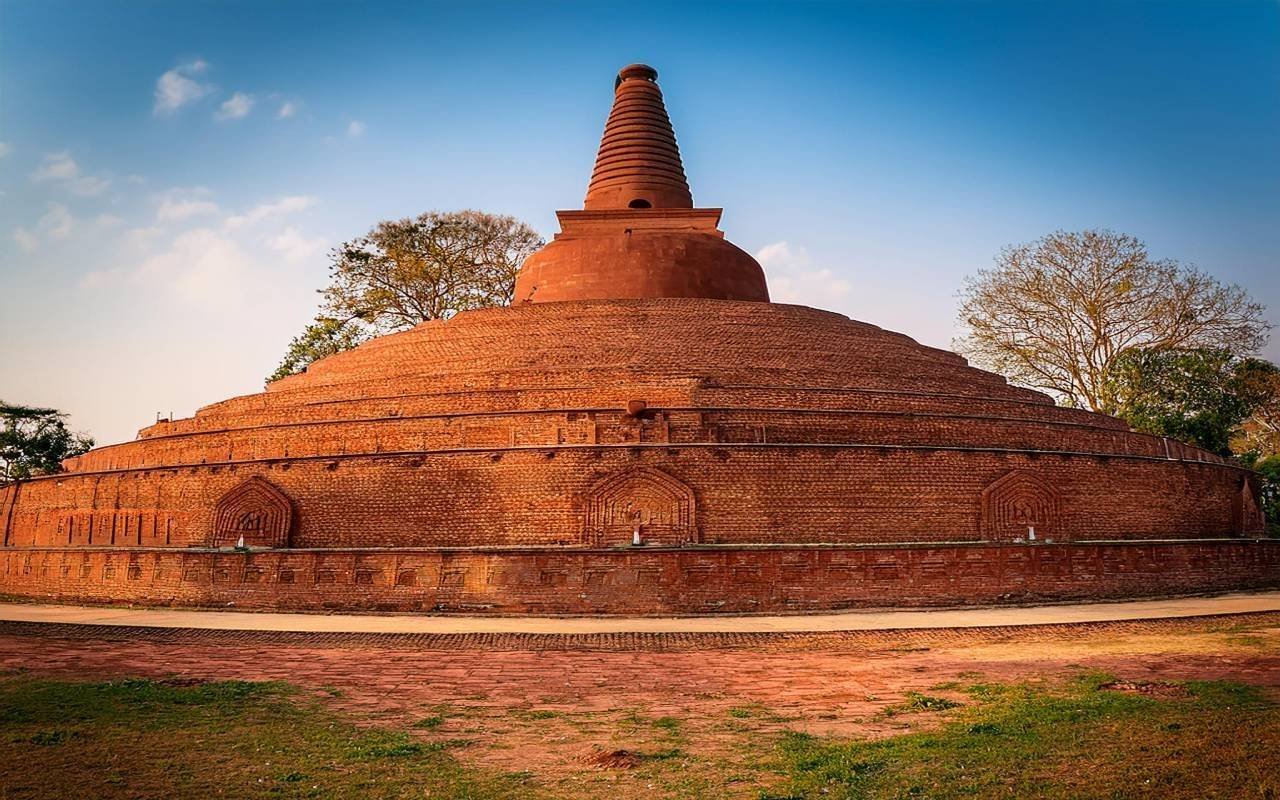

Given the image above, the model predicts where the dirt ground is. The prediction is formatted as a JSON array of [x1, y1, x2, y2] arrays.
[[1, 614, 1277, 797]]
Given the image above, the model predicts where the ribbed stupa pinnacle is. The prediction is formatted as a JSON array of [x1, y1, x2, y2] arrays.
[[583, 64, 693, 210], [512, 63, 769, 304]]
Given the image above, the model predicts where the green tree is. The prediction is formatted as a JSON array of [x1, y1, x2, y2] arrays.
[[956, 230, 1269, 412], [0, 402, 94, 481], [1104, 348, 1279, 456], [267, 316, 372, 384], [1253, 455, 1280, 536]]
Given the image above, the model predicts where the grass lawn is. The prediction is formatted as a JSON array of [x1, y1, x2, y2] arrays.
[[0, 676, 537, 799], [765, 672, 1280, 800], [0, 671, 1277, 799]]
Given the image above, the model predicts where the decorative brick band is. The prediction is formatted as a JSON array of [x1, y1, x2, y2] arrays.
[[3, 540, 1277, 615]]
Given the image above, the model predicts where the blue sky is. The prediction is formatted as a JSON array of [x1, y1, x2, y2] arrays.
[[2, 0, 1277, 445]]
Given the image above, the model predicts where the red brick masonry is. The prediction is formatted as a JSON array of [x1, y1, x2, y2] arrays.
[[1, 301, 1273, 613], [2, 541, 1277, 615]]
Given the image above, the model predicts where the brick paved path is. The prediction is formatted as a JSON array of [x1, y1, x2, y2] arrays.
[[2, 614, 1278, 718]]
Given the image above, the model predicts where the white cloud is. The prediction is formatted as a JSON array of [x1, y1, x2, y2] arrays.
[[78, 190, 324, 307], [12, 202, 75, 251], [276, 101, 297, 119], [141, 229, 257, 302], [215, 92, 255, 121], [12, 228, 38, 252], [756, 241, 852, 310], [266, 226, 326, 263], [39, 203, 74, 239], [119, 226, 165, 256], [82, 227, 256, 306], [155, 187, 220, 222], [69, 175, 111, 197], [32, 151, 79, 181], [31, 151, 111, 196], [0, 142, 11, 159], [153, 59, 211, 115], [225, 195, 317, 229], [347, 120, 366, 138]]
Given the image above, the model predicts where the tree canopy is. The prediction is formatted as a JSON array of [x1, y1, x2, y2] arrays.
[[956, 229, 1269, 413], [321, 210, 543, 332], [0, 402, 94, 482], [267, 317, 371, 385], [268, 210, 543, 383], [1231, 368, 1280, 458], [1104, 348, 1279, 456], [1251, 455, 1280, 534]]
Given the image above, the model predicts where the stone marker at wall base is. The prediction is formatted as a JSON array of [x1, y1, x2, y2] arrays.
[[0, 64, 1273, 614]]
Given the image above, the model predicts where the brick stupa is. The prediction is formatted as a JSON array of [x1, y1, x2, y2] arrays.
[[1, 65, 1274, 613]]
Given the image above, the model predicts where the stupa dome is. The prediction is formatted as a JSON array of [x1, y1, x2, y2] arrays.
[[0, 65, 1273, 614]]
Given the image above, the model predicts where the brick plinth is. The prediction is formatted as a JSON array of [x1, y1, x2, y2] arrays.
[[2, 541, 1277, 615]]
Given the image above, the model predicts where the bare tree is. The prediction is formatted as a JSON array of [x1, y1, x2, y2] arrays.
[[955, 230, 1269, 413], [322, 210, 543, 332]]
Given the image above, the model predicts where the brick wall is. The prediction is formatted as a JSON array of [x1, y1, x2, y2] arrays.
[[2, 447, 1254, 550], [2, 541, 1276, 614], [1, 298, 1264, 611]]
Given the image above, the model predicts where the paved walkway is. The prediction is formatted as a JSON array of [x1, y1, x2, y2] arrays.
[[2, 591, 1278, 634]]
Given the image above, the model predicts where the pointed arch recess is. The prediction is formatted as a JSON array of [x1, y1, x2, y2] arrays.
[[584, 467, 697, 547], [210, 477, 293, 548], [980, 470, 1062, 542]]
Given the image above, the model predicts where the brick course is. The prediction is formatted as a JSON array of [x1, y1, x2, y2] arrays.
[[2, 541, 1276, 615]]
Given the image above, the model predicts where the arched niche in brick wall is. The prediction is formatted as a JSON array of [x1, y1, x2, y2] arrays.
[[1234, 477, 1266, 536], [584, 467, 697, 547], [210, 477, 293, 548], [980, 470, 1061, 542]]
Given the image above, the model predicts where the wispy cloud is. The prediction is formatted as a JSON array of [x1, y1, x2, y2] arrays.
[[755, 241, 851, 310], [12, 228, 38, 252], [41, 204, 74, 239], [155, 187, 220, 222], [81, 227, 259, 306], [153, 59, 211, 116], [266, 226, 326, 263], [76, 187, 324, 306], [13, 202, 75, 251], [31, 151, 112, 197], [0, 142, 11, 159], [276, 101, 298, 120], [32, 152, 79, 181], [215, 92, 255, 121], [225, 195, 317, 229], [347, 120, 366, 138]]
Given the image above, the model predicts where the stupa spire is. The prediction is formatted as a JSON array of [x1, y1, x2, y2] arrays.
[[584, 64, 693, 210], [512, 63, 769, 304]]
